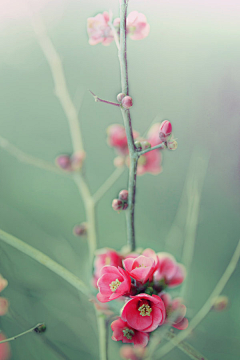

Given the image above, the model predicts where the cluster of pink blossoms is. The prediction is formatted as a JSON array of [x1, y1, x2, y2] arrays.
[[87, 11, 150, 46], [93, 248, 188, 347]]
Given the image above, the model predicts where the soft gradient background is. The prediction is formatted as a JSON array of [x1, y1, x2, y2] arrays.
[[0, 0, 240, 359]]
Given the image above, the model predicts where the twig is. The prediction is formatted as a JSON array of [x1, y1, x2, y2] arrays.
[[138, 143, 165, 157], [89, 90, 120, 107], [0, 323, 44, 344], [155, 240, 240, 359], [93, 167, 125, 204], [0, 229, 91, 298], [96, 310, 109, 360], [108, 10, 120, 50]]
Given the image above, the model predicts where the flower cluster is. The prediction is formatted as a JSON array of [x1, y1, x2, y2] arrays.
[[93, 248, 188, 347], [87, 11, 150, 47]]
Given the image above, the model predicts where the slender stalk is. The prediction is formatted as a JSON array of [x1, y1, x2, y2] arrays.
[[89, 90, 120, 107], [138, 143, 165, 157], [0, 229, 91, 298], [96, 312, 109, 360], [0, 324, 44, 344], [93, 167, 125, 204], [119, 0, 137, 251], [155, 240, 240, 359]]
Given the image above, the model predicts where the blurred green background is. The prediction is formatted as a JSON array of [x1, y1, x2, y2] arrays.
[[0, 0, 240, 359]]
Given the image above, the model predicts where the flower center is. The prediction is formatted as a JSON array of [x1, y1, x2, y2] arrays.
[[109, 279, 121, 292], [123, 328, 134, 340], [138, 304, 152, 316], [138, 155, 147, 166]]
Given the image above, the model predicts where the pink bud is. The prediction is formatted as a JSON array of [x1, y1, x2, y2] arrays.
[[118, 190, 128, 201], [0, 297, 8, 316], [73, 223, 87, 236], [167, 139, 177, 150], [122, 203, 128, 210], [71, 151, 86, 171], [112, 199, 123, 211], [117, 93, 126, 102], [55, 155, 72, 171], [122, 96, 133, 109], [159, 120, 172, 141], [212, 295, 228, 311]]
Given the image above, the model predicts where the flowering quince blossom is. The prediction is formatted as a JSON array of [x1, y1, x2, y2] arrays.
[[137, 150, 162, 176], [93, 248, 123, 287], [114, 11, 150, 41], [123, 255, 155, 284], [107, 124, 139, 156], [97, 266, 131, 302], [121, 294, 166, 332], [111, 318, 149, 347], [0, 333, 10, 360], [154, 253, 186, 288], [87, 12, 114, 46], [0, 298, 8, 316], [160, 293, 188, 330]]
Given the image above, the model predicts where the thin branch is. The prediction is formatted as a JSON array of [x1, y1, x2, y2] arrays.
[[108, 10, 120, 50], [30, 14, 84, 153], [138, 143, 165, 157], [96, 310, 109, 360], [93, 167, 125, 204], [155, 240, 240, 359], [0, 135, 67, 176], [89, 90, 120, 107], [0, 323, 44, 344], [0, 229, 91, 298]]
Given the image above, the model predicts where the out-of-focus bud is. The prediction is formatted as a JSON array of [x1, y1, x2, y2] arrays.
[[141, 141, 151, 150], [0, 275, 8, 292], [122, 203, 128, 210], [118, 190, 128, 201], [117, 93, 126, 102], [120, 345, 145, 360], [34, 324, 47, 334], [134, 141, 142, 151], [112, 199, 123, 211], [159, 120, 172, 141], [114, 156, 125, 168], [73, 223, 88, 237], [212, 295, 228, 311], [71, 151, 86, 171], [167, 139, 178, 150], [55, 155, 72, 171], [0, 298, 8, 316], [122, 96, 133, 109]]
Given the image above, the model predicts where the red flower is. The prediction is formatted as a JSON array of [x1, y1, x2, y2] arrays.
[[160, 293, 188, 330], [154, 253, 186, 288], [111, 318, 149, 347], [93, 248, 123, 288], [121, 294, 166, 332], [97, 266, 131, 303], [123, 255, 155, 284]]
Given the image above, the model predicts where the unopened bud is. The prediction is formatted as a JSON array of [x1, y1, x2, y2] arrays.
[[71, 151, 86, 171], [134, 141, 142, 151], [141, 141, 151, 150], [167, 140, 178, 150], [122, 96, 133, 109], [34, 324, 47, 334], [73, 223, 87, 236], [159, 120, 172, 141], [212, 295, 228, 311], [55, 155, 72, 171], [112, 199, 123, 211], [122, 203, 128, 210], [117, 93, 126, 102], [118, 190, 128, 201]]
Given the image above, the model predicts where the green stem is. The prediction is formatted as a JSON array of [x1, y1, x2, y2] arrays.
[[96, 312, 108, 360], [138, 143, 165, 157], [0, 229, 91, 298], [0, 323, 44, 344]]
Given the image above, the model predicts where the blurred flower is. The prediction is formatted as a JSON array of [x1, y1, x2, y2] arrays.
[[160, 293, 188, 330], [0, 276, 8, 293], [137, 150, 162, 175], [154, 253, 186, 288], [111, 318, 149, 346], [212, 295, 229, 311], [0, 333, 10, 360], [120, 344, 146, 360], [114, 11, 150, 41], [0, 298, 8, 316], [107, 124, 138, 156], [87, 12, 114, 46]]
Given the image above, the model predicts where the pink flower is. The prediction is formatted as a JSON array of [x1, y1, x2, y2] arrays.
[[147, 123, 163, 147], [123, 255, 155, 284], [114, 12, 150, 41], [160, 293, 188, 330], [0, 298, 8, 316], [97, 266, 131, 303], [111, 318, 149, 347], [0, 333, 11, 360], [154, 253, 186, 288], [93, 248, 123, 288], [0, 275, 8, 293], [121, 294, 166, 332], [120, 345, 146, 360], [142, 248, 159, 273], [137, 149, 162, 176], [107, 124, 138, 156], [87, 12, 114, 46]]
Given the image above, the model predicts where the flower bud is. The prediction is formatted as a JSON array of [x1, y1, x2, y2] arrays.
[[117, 93, 126, 102], [159, 120, 172, 141], [167, 140, 178, 150], [122, 96, 133, 109], [118, 190, 128, 201], [112, 199, 123, 211], [71, 151, 86, 171], [122, 203, 128, 210], [212, 295, 228, 311], [55, 155, 72, 171], [73, 223, 87, 237], [141, 141, 151, 150], [134, 141, 142, 151]]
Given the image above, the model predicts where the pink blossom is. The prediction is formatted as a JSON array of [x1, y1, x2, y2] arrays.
[[93, 248, 123, 288], [160, 293, 188, 330], [107, 124, 139, 156], [159, 121, 172, 142], [121, 294, 166, 332], [0, 298, 8, 316], [137, 149, 162, 176], [120, 345, 146, 360], [142, 248, 159, 274], [147, 123, 163, 147], [87, 12, 114, 46], [154, 253, 186, 288], [114, 12, 150, 41], [123, 255, 155, 284], [0, 333, 11, 360], [0, 275, 8, 293], [97, 266, 131, 302], [111, 318, 149, 347]]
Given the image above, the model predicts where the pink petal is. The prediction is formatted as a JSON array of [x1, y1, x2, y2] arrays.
[[133, 331, 149, 347], [173, 317, 189, 330]]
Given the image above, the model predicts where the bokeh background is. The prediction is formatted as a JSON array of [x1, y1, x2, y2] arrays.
[[0, 0, 240, 359]]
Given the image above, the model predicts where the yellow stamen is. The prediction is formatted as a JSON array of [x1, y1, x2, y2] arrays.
[[123, 328, 134, 340], [109, 279, 121, 292], [138, 304, 152, 316]]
